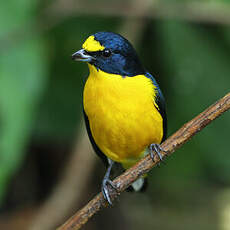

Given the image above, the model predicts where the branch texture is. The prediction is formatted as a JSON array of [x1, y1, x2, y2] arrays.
[[57, 92, 230, 230]]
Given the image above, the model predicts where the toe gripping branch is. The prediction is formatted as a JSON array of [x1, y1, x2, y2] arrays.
[[149, 143, 167, 163], [102, 144, 167, 204], [101, 159, 118, 205]]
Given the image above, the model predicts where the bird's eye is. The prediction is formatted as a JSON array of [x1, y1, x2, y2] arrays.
[[102, 49, 112, 58]]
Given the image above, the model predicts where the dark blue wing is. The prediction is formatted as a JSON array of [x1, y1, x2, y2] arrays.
[[145, 72, 167, 142], [83, 109, 108, 167]]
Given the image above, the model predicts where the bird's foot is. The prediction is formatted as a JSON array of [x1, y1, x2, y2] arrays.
[[102, 178, 117, 205], [149, 143, 166, 163]]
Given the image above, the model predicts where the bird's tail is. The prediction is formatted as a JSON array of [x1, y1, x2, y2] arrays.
[[127, 177, 148, 192]]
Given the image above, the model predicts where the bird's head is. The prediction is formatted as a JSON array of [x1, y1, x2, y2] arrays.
[[72, 32, 145, 77]]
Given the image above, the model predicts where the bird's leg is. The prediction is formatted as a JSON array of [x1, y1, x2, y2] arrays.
[[102, 159, 117, 205], [149, 143, 166, 163]]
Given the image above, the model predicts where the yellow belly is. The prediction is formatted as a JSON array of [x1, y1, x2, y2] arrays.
[[83, 64, 163, 167]]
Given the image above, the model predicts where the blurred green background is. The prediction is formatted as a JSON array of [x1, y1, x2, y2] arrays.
[[0, 0, 230, 229]]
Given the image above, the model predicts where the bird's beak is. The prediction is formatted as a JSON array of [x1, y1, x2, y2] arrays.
[[71, 49, 94, 62]]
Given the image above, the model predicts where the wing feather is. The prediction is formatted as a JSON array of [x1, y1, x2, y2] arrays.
[[145, 72, 167, 142], [83, 109, 108, 167]]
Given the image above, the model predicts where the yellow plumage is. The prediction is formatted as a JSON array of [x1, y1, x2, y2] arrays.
[[72, 31, 167, 202], [83, 64, 163, 169], [82, 35, 105, 52]]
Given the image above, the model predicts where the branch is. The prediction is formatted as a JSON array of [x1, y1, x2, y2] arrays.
[[57, 92, 230, 230]]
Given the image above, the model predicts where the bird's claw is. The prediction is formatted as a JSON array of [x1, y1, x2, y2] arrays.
[[149, 143, 166, 163], [102, 178, 117, 205]]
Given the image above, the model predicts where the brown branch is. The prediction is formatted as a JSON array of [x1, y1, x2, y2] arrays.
[[57, 92, 230, 230]]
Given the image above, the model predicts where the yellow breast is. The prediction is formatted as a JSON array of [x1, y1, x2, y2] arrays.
[[83, 64, 163, 167]]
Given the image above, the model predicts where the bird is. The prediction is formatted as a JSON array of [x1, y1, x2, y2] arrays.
[[72, 32, 167, 204]]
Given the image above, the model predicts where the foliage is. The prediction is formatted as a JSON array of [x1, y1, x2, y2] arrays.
[[0, 0, 47, 204]]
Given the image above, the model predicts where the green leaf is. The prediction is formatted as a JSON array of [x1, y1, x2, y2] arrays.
[[0, 0, 47, 205]]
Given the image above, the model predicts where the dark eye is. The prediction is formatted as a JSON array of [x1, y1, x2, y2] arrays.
[[102, 49, 112, 58]]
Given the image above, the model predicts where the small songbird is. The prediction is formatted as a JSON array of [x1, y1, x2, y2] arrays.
[[72, 32, 167, 204]]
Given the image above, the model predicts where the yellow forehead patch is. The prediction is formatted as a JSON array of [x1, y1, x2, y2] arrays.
[[82, 35, 105, 52]]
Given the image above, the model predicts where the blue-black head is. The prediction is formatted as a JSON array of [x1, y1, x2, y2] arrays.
[[72, 32, 146, 77]]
